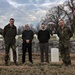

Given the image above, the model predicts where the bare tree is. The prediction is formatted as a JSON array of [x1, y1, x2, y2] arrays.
[[42, 5, 66, 32], [41, 0, 75, 33]]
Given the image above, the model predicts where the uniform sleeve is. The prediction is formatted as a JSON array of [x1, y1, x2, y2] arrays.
[[15, 27, 17, 37], [3, 26, 6, 38], [56, 28, 59, 37], [68, 27, 73, 38]]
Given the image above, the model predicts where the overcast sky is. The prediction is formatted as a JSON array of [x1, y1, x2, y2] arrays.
[[0, 0, 66, 28]]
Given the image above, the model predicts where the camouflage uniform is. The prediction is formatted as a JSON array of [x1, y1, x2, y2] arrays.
[[3, 24, 17, 65], [57, 26, 73, 65]]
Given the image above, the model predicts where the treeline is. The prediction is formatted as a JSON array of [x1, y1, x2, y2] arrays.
[[0, 23, 41, 35]]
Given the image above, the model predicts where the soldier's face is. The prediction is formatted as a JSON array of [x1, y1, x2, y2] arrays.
[[59, 20, 64, 27], [10, 20, 14, 25]]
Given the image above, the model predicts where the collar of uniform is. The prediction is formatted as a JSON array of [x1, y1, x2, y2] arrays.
[[8, 24, 15, 28], [60, 26, 66, 29]]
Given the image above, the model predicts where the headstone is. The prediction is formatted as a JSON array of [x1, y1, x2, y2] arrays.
[[53, 34, 59, 40], [51, 48, 59, 62], [10, 47, 18, 62]]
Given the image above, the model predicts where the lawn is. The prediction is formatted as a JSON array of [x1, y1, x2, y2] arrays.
[[0, 53, 75, 75]]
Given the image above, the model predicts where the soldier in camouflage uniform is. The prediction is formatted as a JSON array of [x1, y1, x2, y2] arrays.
[[57, 20, 73, 66], [3, 18, 18, 66]]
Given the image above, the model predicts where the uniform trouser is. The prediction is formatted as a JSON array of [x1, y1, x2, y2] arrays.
[[5, 43, 17, 62], [22, 43, 32, 63], [39, 43, 49, 62], [59, 41, 71, 64]]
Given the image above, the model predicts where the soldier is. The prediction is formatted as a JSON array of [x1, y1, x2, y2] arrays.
[[3, 18, 18, 66], [22, 24, 34, 64], [57, 19, 73, 66]]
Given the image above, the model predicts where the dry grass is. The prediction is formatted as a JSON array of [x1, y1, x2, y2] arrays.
[[0, 53, 75, 75]]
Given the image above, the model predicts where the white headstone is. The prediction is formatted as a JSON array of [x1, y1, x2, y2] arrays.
[[53, 34, 59, 40], [51, 48, 59, 62], [10, 47, 18, 62]]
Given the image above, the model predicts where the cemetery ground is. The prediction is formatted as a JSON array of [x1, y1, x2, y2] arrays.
[[0, 52, 75, 75], [0, 35, 75, 75]]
